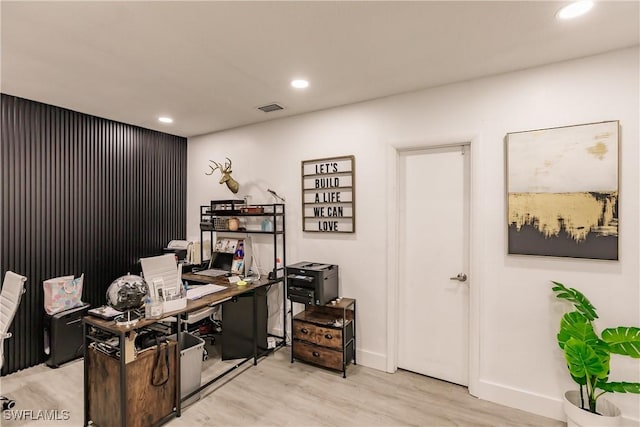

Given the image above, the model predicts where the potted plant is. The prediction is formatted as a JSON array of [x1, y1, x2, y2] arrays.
[[551, 281, 640, 426]]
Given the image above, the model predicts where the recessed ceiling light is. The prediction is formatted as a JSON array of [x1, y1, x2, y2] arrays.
[[556, 1, 594, 20], [291, 79, 309, 89], [158, 116, 173, 123]]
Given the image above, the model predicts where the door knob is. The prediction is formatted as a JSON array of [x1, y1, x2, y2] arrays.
[[449, 273, 468, 282]]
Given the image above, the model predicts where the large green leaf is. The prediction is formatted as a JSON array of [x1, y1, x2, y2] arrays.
[[598, 381, 640, 394], [552, 281, 598, 321], [558, 312, 598, 349], [602, 327, 640, 358], [564, 338, 609, 380]]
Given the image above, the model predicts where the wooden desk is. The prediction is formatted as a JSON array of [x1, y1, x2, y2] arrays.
[[83, 275, 284, 427]]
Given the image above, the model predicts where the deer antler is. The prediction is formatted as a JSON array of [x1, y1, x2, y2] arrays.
[[205, 160, 222, 175], [223, 157, 232, 172]]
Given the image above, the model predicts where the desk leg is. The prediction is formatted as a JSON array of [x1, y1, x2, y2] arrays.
[[83, 321, 89, 426], [282, 280, 287, 348], [253, 290, 258, 365], [120, 331, 127, 427], [176, 315, 182, 417], [353, 300, 357, 366]]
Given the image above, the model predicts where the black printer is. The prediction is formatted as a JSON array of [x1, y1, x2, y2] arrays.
[[286, 262, 338, 306]]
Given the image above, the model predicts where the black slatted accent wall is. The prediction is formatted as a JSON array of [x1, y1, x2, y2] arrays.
[[0, 94, 187, 374]]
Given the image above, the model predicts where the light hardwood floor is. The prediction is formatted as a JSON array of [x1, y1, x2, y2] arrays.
[[1, 347, 565, 426]]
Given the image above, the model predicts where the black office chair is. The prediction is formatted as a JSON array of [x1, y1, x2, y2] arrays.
[[0, 271, 27, 410]]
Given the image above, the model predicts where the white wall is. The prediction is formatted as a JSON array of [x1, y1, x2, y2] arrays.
[[187, 47, 639, 423]]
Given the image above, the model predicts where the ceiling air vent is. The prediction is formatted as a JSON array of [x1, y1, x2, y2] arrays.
[[258, 103, 284, 113]]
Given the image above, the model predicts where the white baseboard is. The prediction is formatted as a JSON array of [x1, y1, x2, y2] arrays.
[[354, 348, 387, 372], [473, 380, 640, 426], [473, 379, 565, 421]]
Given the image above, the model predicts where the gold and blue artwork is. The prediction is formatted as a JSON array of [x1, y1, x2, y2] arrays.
[[506, 121, 619, 260]]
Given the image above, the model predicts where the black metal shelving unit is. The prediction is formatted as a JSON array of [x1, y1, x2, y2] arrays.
[[199, 200, 288, 347]]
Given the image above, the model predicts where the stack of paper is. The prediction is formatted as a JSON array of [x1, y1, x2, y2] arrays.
[[186, 284, 227, 300]]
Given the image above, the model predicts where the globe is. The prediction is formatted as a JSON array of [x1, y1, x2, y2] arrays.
[[106, 274, 148, 312]]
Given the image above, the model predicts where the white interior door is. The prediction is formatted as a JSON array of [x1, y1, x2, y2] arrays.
[[397, 145, 470, 386]]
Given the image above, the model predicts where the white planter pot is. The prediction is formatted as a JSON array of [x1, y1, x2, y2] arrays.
[[564, 390, 622, 427]]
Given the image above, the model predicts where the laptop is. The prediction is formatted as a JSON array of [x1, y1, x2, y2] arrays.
[[195, 252, 234, 277]]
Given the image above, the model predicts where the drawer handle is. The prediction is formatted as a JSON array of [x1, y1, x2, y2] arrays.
[[312, 351, 320, 357], [324, 334, 333, 340], [301, 328, 309, 334]]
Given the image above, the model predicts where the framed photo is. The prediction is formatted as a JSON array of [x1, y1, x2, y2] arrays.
[[506, 121, 619, 260]]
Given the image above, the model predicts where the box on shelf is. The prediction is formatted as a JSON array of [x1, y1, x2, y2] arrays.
[[162, 297, 187, 313], [210, 199, 245, 215], [240, 207, 264, 214], [213, 217, 228, 230]]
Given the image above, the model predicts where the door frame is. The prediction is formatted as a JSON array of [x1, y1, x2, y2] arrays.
[[385, 135, 481, 396]]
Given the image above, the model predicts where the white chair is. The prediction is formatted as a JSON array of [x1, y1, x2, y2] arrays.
[[1, 271, 27, 410]]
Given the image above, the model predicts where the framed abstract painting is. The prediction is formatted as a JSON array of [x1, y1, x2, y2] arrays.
[[506, 121, 619, 260]]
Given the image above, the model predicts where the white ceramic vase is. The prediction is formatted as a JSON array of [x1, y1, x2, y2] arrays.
[[564, 390, 622, 427]]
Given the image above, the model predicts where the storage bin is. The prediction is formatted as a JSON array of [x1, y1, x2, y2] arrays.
[[170, 332, 205, 407]]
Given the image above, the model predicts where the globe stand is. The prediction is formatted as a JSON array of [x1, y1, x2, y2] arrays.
[[114, 310, 141, 327], [106, 273, 148, 327]]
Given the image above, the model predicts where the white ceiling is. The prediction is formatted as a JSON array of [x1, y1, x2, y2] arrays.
[[1, 1, 639, 138]]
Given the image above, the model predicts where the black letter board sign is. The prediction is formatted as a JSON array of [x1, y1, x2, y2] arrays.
[[302, 155, 355, 233]]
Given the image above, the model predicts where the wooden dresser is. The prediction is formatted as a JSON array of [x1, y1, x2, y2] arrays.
[[291, 298, 356, 377]]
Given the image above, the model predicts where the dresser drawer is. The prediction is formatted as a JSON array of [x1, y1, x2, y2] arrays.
[[315, 326, 343, 349], [293, 320, 343, 349], [293, 340, 343, 371], [292, 320, 317, 342]]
